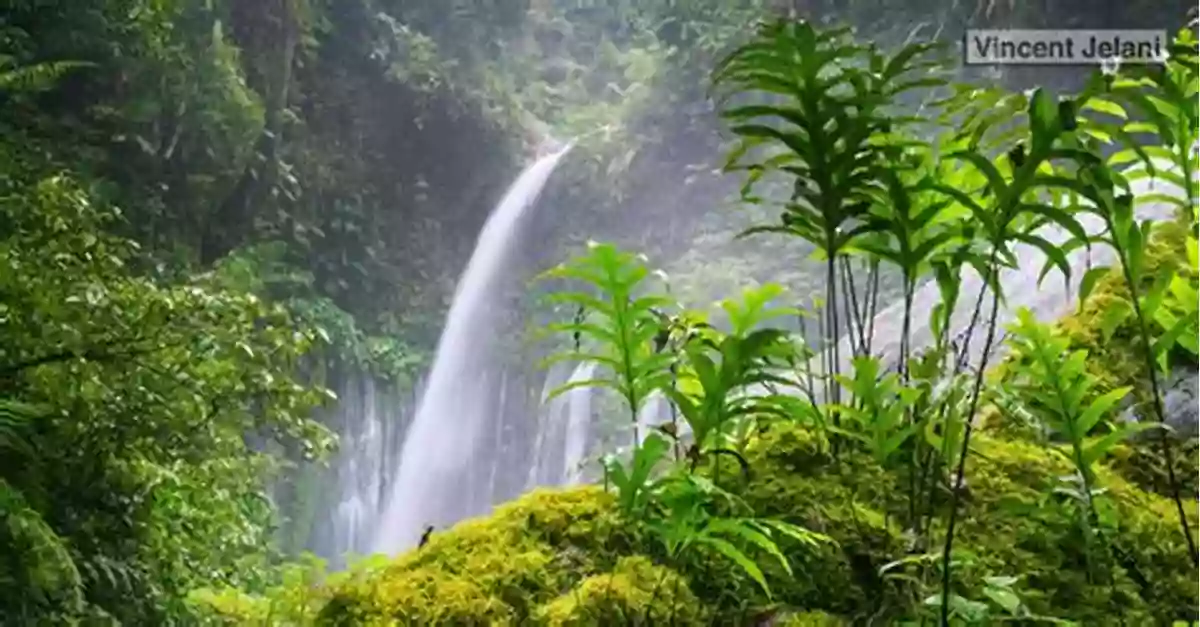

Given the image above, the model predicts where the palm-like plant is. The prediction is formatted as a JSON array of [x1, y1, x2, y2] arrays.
[[1049, 27, 1200, 564], [712, 19, 947, 408]]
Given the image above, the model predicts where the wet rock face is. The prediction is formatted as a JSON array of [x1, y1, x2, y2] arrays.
[[1161, 366, 1199, 438], [1118, 364, 1199, 439]]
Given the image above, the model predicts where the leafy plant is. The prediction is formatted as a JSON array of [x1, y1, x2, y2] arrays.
[[832, 356, 922, 468], [664, 284, 800, 471], [918, 574, 1077, 626], [712, 18, 948, 407], [601, 432, 673, 518], [0, 55, 93, 94], [539, 241, 675, 446], [541, 242, 832, 605], [1082, 26, 1199, 221], [921, 82, 1139, 620], [1003, 308, 1160, 583], [1004, 309, 1150, 477], [0, 175, 334, 622], [649, 472, 830, 599], [1151, 232, 1200, 357], [1058, 28, 1200, 561]]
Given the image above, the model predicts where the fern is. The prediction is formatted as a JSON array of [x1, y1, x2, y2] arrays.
[[538, 241, 675, 445]]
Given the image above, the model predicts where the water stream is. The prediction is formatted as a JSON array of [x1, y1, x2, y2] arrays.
[[372, 145, 573, 554], [561, 361, 598, 485]]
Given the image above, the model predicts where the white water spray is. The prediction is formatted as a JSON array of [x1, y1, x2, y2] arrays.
[[372, 145, 572, 554], [527, 363, 569, 488], [635, 391, 673, 446], [561, 361, 598, 485]]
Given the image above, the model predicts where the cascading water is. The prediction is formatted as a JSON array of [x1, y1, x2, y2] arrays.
[[561, 361, 598, 485], [635, 391, 673, 446], [526, 361, 599, 486], [303, 372, 420, 564], [372, 145, 573, 554], [327, 377, 385, 558], [527, 363, 570, 487]]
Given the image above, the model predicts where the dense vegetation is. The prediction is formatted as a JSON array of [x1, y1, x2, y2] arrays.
[[0, 0, 1196, 625], [197, 18, 1199, 627]]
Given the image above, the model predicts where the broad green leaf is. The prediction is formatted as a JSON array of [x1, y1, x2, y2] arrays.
[[983, 586, 1022, 614], [1098, 299, 1134, 342], [1082, 98, 1128, 120], [1078, 266, 1112, 306], [707, 519, 792, 576], [1082, 422, 1164, 466], [694, 535, 771, 597], [1077, 386, 1132, 435]]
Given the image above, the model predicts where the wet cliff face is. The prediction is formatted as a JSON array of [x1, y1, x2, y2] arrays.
[[278, 362, 560, 564]]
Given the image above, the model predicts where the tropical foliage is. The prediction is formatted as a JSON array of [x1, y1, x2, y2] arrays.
[[1, 0, 1197, 625]]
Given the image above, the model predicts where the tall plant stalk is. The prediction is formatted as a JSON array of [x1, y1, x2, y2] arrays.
[[932, 86, 1095, 623], [1112, 236, 1198, 563], [937, 265, 1001, 626]]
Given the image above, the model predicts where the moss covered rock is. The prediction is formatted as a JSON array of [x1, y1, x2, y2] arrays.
[[989, 216, 1199, 500], [535, 556, 707, 626], [1052, 217, 1195, 399], [315, 488, 638, 625], [308, 422, 1196, 625], [952, 436, 1197, 623], [777, 611, 850, 626]]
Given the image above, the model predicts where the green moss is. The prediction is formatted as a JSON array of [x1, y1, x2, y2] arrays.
[[315, 488, 640, 626], [308, 424, 1196, 625], [778, 610, 851, 626], [1106, 438, 1199, 498], [713, 427, 909, 618], [952, 436, 1197, 623], [535, 556, 707, 626], [992, 216, 1198, 498]]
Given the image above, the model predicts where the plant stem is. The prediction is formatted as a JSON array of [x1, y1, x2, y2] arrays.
[[866, 260, 882, 356], [1175, 139, 1196, 224], [899, 275, 915, 385], [827, 249, 843, 400], [826, 250, 843, 457], [616, 295, 642, 447], [842, 255, 869, 357], [900, 274, 918, 527], [939, 266, 1002, 627], [1118, 259, 1199, 565]]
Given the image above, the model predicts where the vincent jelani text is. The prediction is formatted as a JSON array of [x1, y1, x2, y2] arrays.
[[969, 31, 1165, 63]]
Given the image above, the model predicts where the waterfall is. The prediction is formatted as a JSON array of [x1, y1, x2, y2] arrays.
[[328, 377, 385, 559], [561, 361, 598, 485], [301, 372, 419, 565], [526, 361, 598, 486], [527, 363, 570, 487], [372, 145, 573, 554], [635, 391, 673, 446]]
